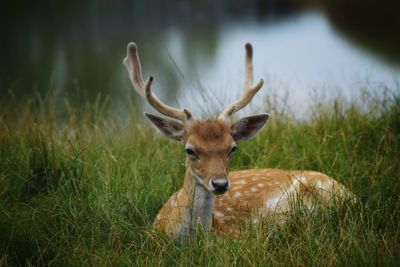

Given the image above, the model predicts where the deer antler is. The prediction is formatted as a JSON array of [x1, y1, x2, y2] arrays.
[[123, 42, 192, 122], [218, 43, 264, 123]]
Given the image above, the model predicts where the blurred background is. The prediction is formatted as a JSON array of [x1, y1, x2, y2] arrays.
[[1, 0, 399, 118]]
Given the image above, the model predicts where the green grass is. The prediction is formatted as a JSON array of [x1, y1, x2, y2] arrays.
[[0, 87, 399, 266]]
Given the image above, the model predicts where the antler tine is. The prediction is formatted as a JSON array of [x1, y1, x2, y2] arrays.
[[123, 42, 192, 122], [218, 43, 264, 123], [123, 42, 146, 97], [245, 43, 254, 89]]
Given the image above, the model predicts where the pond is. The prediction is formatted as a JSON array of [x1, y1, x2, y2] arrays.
[[1, 2, 399, 118]]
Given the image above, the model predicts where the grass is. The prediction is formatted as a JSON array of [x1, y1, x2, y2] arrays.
[[0, 86, 399, 266]]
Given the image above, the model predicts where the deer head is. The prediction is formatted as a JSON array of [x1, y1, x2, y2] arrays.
[[123, 42, 269, 195]]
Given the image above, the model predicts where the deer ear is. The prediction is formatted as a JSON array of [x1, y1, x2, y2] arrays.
[[144, 113, 185, 141], [231, 114, 269, 141]]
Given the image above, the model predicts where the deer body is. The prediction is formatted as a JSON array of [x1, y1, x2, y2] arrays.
[[155, 168, 348, 237], [153, 137, 351, 240], [123, 42, 354, 243]]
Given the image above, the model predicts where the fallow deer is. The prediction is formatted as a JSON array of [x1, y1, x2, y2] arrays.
[[123, 42, 354, 243]]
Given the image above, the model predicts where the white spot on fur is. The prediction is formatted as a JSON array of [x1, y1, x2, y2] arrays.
[[316, 179, 334, 191], [214, 211, 224, 217], [265, 194, 283, 210], [284, 178, 301, 196], [315, 180, 324, 190], [257, 183, 265, 187], [250, 187, 258, 192], [233, 191, 242, 198]]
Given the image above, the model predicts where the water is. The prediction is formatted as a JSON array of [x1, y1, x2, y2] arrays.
[[165, 11, 400, 117], [1, 3, 399, 119]]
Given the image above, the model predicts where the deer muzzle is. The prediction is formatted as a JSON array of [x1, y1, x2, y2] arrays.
[[210, 178, 230, 194]]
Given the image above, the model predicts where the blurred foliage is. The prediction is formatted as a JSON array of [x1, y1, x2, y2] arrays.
[[322, 0, 400, 65]]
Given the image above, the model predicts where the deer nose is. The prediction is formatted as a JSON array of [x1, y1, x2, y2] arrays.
[[211, 178, 229, 194]]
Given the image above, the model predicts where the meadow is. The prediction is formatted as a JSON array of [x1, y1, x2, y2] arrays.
[[0, 85, 399, 266]]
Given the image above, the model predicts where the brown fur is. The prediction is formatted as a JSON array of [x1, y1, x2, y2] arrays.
[[213, 169, 350, 234], [153, 120, 355, 239], [186, 120, 228, 142], [185, 120, 233, 180], [185, 120, 232, 154], [154, 172, 194, 236]]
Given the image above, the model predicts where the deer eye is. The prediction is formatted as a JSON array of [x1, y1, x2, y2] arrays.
[[229, 146, 238, 157], [185, 148, 199, 159]]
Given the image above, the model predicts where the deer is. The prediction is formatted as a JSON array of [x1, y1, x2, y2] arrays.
[[123, 42, 354, 243]]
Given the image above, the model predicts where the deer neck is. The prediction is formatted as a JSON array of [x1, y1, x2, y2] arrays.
[[173, 167, 215, 243]]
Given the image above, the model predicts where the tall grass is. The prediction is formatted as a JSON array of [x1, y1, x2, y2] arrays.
[[0, 86, 399, 266]]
